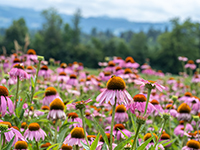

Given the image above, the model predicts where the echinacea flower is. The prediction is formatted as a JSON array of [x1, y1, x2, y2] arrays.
[[159, 131, 171, 147], [47, 98, 66, 120], [96, 76, 132, 105], [63, 127, 86, 147], [87, 135, 96, 145], [134, 78, 165, 92], [115, 104, 129, 123], [24, 123, 46, 142], [60, 144, 72, 150], [67, 74, 78, 86], [0, 86, 14, 116], [113, 124, 132, 140], [43, 87, 62, 106], [96, 133, 117, 150], [174, 121, 193, 137], [177, 103, 191, 121], [150, 99, 163, 116], [67, 112, 82, 128], [129, 94, 155, 118], [143, 133, 164, 150], [185, 60, 196, 70], [41, 142, 51, 149], [14, 141, 28, 150], [182, 139, 200, 150], [38, 65, 52, 78], [9, 64, 28, 80]]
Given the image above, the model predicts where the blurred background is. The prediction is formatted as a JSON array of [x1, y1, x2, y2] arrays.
[[0, 0, 200, 74]]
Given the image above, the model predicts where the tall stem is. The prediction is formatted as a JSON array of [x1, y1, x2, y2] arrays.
[[144, 88, 151, 116], [15, 76, 20, 109], [0, 134, 3, 150], [80, 109, 90, 148], [154, 120, 166, 149], [196, 121, 199, 142], [109, 98, 117, 150], [36, 141, 39, 150], [131, 123, 142, 150], [54, 120, 59, 143]]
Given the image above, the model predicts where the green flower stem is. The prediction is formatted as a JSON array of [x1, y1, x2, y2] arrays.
[[36, 141, 39, 150], [144, 88, 152, 116], [154, 120, 166, 149], [75, 145, 79, 150], [109, 98, 117, 150], [54, 120, 59, 143], [0, 133, 3, 150], [131, 123, 142, 150], [196, 121, 199, 142], [15, 76, 20, 109], [80, 109, 90, 149]]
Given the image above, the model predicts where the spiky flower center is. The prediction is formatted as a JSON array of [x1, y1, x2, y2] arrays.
[[133, 94, 146, 102], [41, 143, 51, 148], [70, 74, 77, 79], [166, 104, 174, 109], [71, 127, 85, 138], [144, 133, 158, 141], [115, 104, 126, 112], [45, 87, 57, 96], [161, 132, 170, 139], [108, 61, 115, 67], [114, 124, 125, 130], [79, 62, 83, 66], [41, 106, 50, 110], [50, 98, 64, 110], [106, 76, 126, 90], [21, 122, 28, 128], [13, 58, 21, 63], [86, 76, 91, 81], [115, 66, 122, 71], [0, 122, 11, 128], [28, 123, 40, 131], [125, 57, 134, 63], [124, 68, 132, 74], [150, 99, 159, 105], [59, 72, 67, 76], [177, 103, 191, 113], [14, 141, 28, 149], [27, 49, 36, 55], [186, 140, 200, 149], [0, 86, 9, 96], [41, 65, 48, 70], [188, 60, 194, 64], [60, 63, 67, 68], [61, 144, 72, 150], [100, 133, 114, 143], [169, 77, 174, 80], [87, 135, 96, 141], [184, 92, 192, 97], [27, 66, 34, 70], [13, 64, 24, 70], [85, 112, 90, 116], [67, 112, 78, 119], [104, 72, 111, 76]]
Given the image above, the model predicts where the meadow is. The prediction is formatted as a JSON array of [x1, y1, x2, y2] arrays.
[[0, 49, 199, 150]]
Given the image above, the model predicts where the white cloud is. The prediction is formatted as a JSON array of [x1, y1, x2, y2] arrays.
[[0, 0, 200, 22]]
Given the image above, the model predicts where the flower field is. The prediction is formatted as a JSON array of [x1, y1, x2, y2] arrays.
[[0, 50, 200, 150]]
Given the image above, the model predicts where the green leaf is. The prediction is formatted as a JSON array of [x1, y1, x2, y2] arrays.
[[93, 117, 109, 146], [118, 128, 129, 139], [81, 141, 90, 150], [161, 139, 175, 147], [34, 90, 45, 97], [102, 142, 107, 150], [31, 76, 35, 88], [47, 143, 60, 150], [15, 98, 26, 118], [57, 127, 70, 148], [3, 135, 15, 150], [114, 135, 134, 150], [85, 118, 92, 128], [91, 132, 100, 150], [137, 137, 153, 150]]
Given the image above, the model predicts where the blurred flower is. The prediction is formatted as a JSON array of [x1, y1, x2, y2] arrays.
[[182, 139, 200, 150], [43, 87, 62, 106], [9, 64, 28, 80], [14, 141, 28, 150]]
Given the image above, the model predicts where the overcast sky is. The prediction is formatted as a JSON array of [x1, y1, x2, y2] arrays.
[[1, 0, 200, 22]]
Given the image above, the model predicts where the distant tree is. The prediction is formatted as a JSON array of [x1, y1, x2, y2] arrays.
[[4, 18, 28, 53], [71, 9, 81, 45]]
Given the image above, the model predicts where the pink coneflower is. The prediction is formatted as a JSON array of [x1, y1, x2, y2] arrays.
[[178, 56, 188, 62], [134, 78, 165, 92], [159, 131, 171, 148], [47, 98, 66, 120], [57, 72, 69, 83], [113, 57, 124, 66], [0, 122, 25, 146], [114, 66, 124, 76], [38, 65, 52, 78], [192, 74, 200, 83], [87, 135, 96, 145], [104, 61, 116, 72], [24, 123, 46, 141], [174, 121, 193, 137], [67, 112, 82, 127], [98, 62, 108, 67], [143, 133, 164, 150], [67, 74, 78, 86], [141, 63, 150, 69], [150, 99, 163, 115], [155, 70, 165, 77], [123, 56, 139, 69], [129, 94, 155, 118], [167, 77, 176, 85], [141, 68, 156, 75], [115, 104, 128, 123], [185, 60, 196, 70], [14, 141, 28, 150], [113, 124, 132, 140], [179, 92, 193, 103], [182, 139, 200, 150], [0, 86, 14, 116], [60, 144, 73, 150], [26, 49, 38, 61], [96, 133, 117, 150], [9, 64, 28, 80], [43, 87, 62, 106], [96, 76, 132, 105], [63, 127, 86, 147], [177, 103, 191, 121], [164, 104, 177, 117]]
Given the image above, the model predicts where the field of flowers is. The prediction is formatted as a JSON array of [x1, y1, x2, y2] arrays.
[[0, 49, 200, 150]]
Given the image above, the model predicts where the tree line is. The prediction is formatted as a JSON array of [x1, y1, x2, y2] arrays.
[[0, 8, 200, 74]]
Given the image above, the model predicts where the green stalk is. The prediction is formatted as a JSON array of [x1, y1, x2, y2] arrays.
[[0, 134, 3, 150], [80, 109, 90, 148], [109, 98, 117, 150], [54, 120, 59, 143], [15, 76, 20, 109], [153, 120, 166, 149], [144, 88, 152, 116], [36, 141, 39, 150], [196, 121, 199, 142], [131, 123, 142, 150], [75, 145, 79, 150]]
